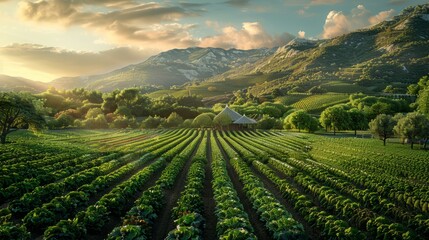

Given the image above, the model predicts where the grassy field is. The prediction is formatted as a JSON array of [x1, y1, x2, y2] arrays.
[[0, 129, 428, 240]]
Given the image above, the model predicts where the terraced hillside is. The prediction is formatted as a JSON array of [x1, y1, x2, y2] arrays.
[[1, 129, 428, 239]]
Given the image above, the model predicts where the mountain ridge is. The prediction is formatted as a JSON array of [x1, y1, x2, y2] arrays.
[[50, 47, 276, 92], [206, 3, 429, 97], [0, 74, 48, 93]]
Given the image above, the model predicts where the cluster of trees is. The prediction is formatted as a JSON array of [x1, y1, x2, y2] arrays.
[[1, 74, 428, 147], [408, 75, 429, 115], [370, 112, 429, 148], [40, 87, 205, 129]]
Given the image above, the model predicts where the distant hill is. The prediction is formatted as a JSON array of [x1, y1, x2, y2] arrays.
[[50, 47, 276, 92], [0, 75, 48, 93], [203, 4, 429, 97]]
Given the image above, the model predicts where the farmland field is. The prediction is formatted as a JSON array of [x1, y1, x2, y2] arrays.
[[1, 129, 428, 240], [291, 94, 350, 113]]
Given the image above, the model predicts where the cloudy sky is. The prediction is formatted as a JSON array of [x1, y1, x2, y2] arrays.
[[0, 0, 426, 82]]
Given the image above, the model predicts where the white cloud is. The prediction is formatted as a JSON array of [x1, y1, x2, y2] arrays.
[[369, 9, 395, 25], [200, 22, 295, 49], [322, 11, 351, 39], [17, 0, 202, 50], [321, 5, 396, 39]]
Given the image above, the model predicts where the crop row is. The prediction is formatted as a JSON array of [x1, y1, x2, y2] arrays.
[[227, 131, 423, 239], [217, 133, 306, 239], [166, 132, 208, 239], [209, 133, 257, 239], [107, 131, 203, 239]]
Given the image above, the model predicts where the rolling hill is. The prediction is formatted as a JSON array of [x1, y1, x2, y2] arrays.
[[0, 75, 48, 93], [50, 47, 276, 92], [2, 3, 428, 103], [202, 4, 429, 97]]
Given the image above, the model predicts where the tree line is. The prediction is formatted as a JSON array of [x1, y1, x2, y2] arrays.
[[0, 74, 428, 147]]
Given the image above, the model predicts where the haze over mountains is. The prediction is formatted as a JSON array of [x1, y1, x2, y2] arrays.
[[1, 4, 428, 97], [50, 47, 276, 92]]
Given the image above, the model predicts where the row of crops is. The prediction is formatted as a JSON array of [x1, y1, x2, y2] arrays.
[[1, 129, 428, 239], [290, 94, 349, 113]]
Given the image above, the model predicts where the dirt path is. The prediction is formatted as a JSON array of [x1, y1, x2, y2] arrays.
[[214, 133, 272, 240], [202, 131, 216, 240], [152, 135, 203, 240]]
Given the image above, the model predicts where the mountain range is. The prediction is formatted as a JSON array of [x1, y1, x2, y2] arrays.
[[50, 47, 275, 92], [1, 4, 428, 99], [211, 4, 429, 97]]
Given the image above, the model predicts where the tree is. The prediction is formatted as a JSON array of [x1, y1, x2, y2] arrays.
[[115, 88, 151, 117], [320, 106, 350, 135], [213, 113, 232, 130], [369, 114, 395, 146], [54, 113, 74, 129], [141, 116, 164, 129], [192, 113, 213, 128], [407, 84, 419, 95], [417, 89, 429, 115], [306, 117, 320, 133], [177, 95, 203, 108], [348, 108, 367, 135], [0, 92, 45, 144], [110, 116, 137, 129], [114, 106, 132, 118], [85, 90, 103, 104], [37, 92, 67, 114], [284, 110, 319, 132], [392, 113, 406, 143], [181, 119, 193, 128], [162, 112, 183, 128], [257, 115, 277, 130], [82, 114, 108, 129], [102, 95, 117, 114], [383, 85, 394, 93], [394, 112, 429, 149], [86, 108, 104, 119], [260, 106, 282, 118], [285, 110, 309, 132]]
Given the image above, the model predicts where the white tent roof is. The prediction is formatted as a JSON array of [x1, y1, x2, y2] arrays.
[[233, 115, 257, 124], [217, 105, 242, 121]]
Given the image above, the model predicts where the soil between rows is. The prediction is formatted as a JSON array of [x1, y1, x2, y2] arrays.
[[213, 132, 272, 240], [152, 134, 203, 240], [202, 131, 217, 240], [89, 163, 165, 240]]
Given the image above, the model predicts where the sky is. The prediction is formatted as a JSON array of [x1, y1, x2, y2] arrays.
[[0, 0, 427, 82]]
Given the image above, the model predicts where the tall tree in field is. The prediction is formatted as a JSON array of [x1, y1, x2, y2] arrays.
[[0, 93, 45, 144], [284, 110, 309, 132], [417, 89, 429, 115], [348, 108, 367, 136], [320, 105, 350, 135], [284, 110, 318, 132], [394, 112, 429, 149], [369, 114, 395, 146]]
